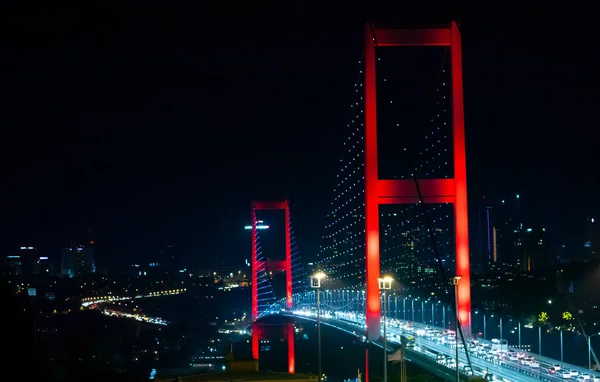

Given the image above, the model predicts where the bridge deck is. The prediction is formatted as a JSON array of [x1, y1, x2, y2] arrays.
[[269, 309, 596, 382]]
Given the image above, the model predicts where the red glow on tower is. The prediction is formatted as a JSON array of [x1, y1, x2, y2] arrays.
[[363, 21, 472, 344], [287, 323, 295, 374], [252, 322, 261, 360], [251, 322, 295, 374]]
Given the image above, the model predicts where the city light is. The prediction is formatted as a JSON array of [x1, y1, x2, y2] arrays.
[[378, 276, 393, 290], [244, 225, 269, 230], [102, 309, 168, 326]]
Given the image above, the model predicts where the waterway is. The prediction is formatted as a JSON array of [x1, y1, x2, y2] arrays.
[[135, 291, 442, 381], [249, 315, 443, 382]]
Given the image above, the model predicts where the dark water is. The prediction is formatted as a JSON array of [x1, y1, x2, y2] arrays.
[[254, 315, 442, 382], [133, 289, 250, 370], [136, 288, 250, 325], [135, 292, 443, 380]]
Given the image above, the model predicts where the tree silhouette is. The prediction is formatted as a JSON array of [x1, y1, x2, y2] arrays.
[[1, 279, 49, 378]]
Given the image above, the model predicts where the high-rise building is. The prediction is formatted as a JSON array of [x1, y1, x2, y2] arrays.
[[160, 245, 178, 276], [61, 248, 75, 278], [476, 198, 494, 267], [492, 194, 525, 265], [36, 256, 53, 275], [75, 244, 95, 276], [18, 246, 37, 276], [583, 217, 598, 259], [492, 226, 498, 263], [4, 255, 22, 276], [514, 225, 550, 271], [62, 243, 95, 278]]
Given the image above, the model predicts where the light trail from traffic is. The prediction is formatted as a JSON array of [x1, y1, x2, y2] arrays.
[[81, 288, 187, 307], [102, 308, 168, 326]]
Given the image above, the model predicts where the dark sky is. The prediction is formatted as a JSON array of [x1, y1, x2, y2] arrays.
[[1, 3, 598, 269]]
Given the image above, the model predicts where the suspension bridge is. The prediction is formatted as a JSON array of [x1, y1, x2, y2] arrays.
[[248, 22, 599, 382]]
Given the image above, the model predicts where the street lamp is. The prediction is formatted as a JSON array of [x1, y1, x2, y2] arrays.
[[588, 332, 600, 371], [310, 272, 326, 381], [560, 329, 564, 363], [378, 276, 393, 382], [483, 313, 487, 339], [451, 276, 462, 382], [500, 318, 504, 353]]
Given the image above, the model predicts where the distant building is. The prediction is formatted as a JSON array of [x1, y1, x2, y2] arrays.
[[584, 217, 598, 259], [514, 225, 550, 271], [62, 242, 95, 278], [33, 256, 53, 275], [4, 255, 22, 275], [19, 246, 37, 276], [476, 198, 494, 267], [145, 261, 169, 282], [160, 245, 178, 276], [76, 243, 95, 276], [61, 248, 75, 278], [556, 244, 569, 264], [493, 194, 524, 266]]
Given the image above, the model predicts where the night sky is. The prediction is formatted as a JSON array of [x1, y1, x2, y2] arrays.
[[2, 3, 598, 269]]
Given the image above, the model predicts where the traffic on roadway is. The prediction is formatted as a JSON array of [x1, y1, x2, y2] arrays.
[[286, 309, 600, 382]]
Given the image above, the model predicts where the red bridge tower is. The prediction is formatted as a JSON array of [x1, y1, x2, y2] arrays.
[[251, 200, 294, 373], [363, 21, 472, 341]]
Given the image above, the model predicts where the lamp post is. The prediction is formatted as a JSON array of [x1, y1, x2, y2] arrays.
[[499, 318, 503, 353], [483, 313, 487, 340], [560, 329, 564, 363], [310, 272, 326, 381], [539, 326, 542, 356], [588, 332, 600, 371], [378, 276, 393, 382], [451, 276, 462, 382], [443, 305, 446, 329]]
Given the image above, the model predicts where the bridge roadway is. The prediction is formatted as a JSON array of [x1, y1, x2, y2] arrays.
[[283, 312, 465, 381], [283, 309, 595, 382]]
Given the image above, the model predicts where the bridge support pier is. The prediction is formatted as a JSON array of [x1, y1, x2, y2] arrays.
[[251, 322, 295, 374], [365, 347, 369, 382]]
